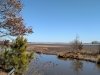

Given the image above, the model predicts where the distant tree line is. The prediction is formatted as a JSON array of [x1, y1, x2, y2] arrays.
[[91, 41, 100, 44]]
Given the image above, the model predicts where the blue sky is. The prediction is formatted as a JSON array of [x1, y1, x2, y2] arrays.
[[22, 0, 100, 43]]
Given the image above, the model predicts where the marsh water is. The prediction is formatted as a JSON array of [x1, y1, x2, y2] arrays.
[[25, 53, 100, 75]]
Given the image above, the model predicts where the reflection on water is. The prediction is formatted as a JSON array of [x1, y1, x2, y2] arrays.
[[25, 53, 100, 75], [71, 60, 83, 75], [96, 63, 100, 72]]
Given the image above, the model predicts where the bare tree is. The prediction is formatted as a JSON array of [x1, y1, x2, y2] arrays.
[[0, 0, 33, 37], [71, 36, 83, 53]]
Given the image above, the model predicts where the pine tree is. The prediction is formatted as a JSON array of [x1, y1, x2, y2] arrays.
[[10, 36, 33, 74], [2, 36, 34, 75]]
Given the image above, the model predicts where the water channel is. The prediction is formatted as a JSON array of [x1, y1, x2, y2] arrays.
[[25, 53, 100, 75]]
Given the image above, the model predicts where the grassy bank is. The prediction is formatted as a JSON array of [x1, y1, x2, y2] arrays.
[[57, 52, 100, 64]]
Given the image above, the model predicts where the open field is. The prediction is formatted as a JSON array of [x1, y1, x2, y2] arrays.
[[27, 43, 100, 55]]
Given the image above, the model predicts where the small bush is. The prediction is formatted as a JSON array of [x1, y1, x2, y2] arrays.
[[71, 37, 83, 53]]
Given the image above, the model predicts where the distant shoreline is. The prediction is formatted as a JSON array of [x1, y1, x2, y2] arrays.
[[27, 43, 99, 54]]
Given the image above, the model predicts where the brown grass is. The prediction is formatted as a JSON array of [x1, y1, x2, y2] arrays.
[[27, 44, 100, 63], [27, 44, 99, 55]]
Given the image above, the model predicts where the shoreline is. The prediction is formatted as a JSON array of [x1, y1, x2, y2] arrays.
[[34, 51, 100, 64], [57, 52, 99, 63], [27, 44, 100, 64]]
